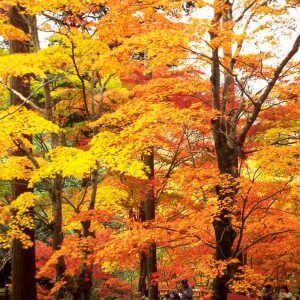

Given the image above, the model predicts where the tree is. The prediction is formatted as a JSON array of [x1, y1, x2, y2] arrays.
[[195, 1, 300, 297], [8, 5, 37, 300]]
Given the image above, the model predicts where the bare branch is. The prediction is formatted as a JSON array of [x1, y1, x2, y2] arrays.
[[0, 80, 44, 115], [238, 33, 300, 145], [235, 229, 295, 258]]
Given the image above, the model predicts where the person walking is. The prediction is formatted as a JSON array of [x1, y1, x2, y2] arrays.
[[261, 284, 276, 300], [278, 285, 292, 300], [178, 279, 193, 300]]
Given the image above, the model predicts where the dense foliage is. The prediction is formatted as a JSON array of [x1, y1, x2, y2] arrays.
[[0, 0, 300, 299]]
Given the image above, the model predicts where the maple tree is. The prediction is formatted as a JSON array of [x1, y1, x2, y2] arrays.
[[0, 0, 300, 299]]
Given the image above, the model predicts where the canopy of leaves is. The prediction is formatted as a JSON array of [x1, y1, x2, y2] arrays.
[[1, 0, 300, 297]]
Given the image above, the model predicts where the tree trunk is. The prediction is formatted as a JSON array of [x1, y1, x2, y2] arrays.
[[208, 2, 239, 298], [144, 149, 158, 300], [210, 144, 239, 300], [51, 175, 68, 300], [139, 251, 147, 297], [11, 180, 37, 300], [138, 195, 147, 296], [9, 5, 37, 300]]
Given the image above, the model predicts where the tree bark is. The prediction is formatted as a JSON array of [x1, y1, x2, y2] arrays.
[[139, 251, 147, 297], [144, 149, 158, 300], [50, 174, 68, 300], [9, 5, 37, 300], [11, 180, 37, 300]]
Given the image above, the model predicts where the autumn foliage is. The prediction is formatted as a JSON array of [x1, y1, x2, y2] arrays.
[[0, 0, 300, 299]]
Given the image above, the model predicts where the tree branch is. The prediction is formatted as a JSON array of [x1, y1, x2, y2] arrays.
[[238, 34, 300, 146]]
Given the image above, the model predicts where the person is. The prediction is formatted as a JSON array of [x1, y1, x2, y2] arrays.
[[261, 284, 276, 300], [178, 279, 193, 300], [278, 285, 292, 300]]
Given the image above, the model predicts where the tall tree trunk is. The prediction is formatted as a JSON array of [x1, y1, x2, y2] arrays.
[[43, 77, 68, 299], [144, 149, 158, 300], [9, 5, 37, 300], [51, 174, 68, 300], [139, 251, 147, 297], [209, 2, 238, 299], [11, 180, 37, 300], [138, 201, 147, 297], [212, 166, 237, 300]]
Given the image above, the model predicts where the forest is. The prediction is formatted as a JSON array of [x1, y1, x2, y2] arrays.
[[0, 0, 300, 299]]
